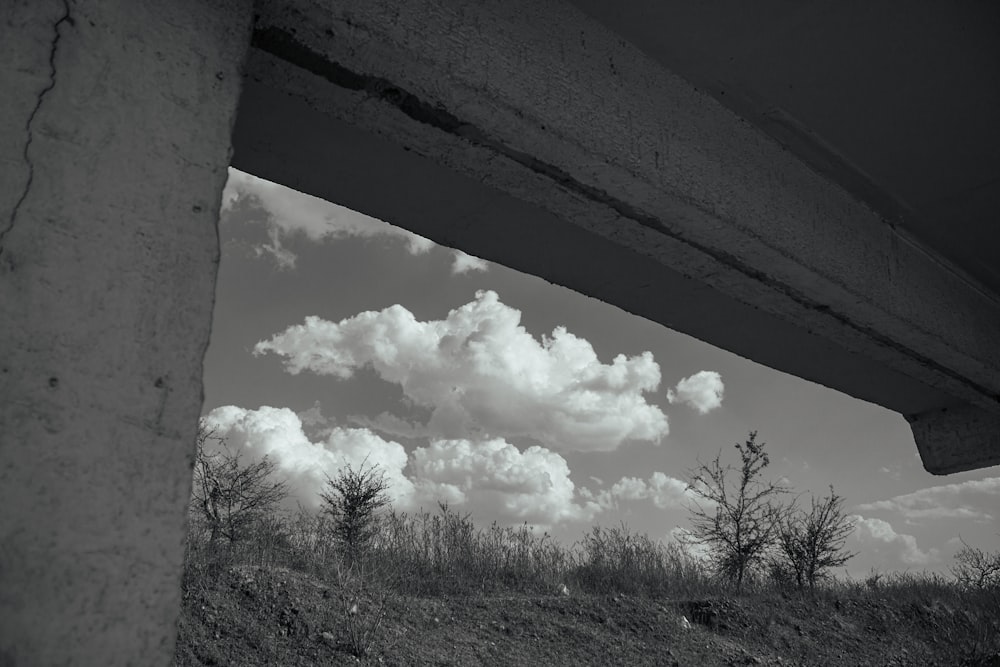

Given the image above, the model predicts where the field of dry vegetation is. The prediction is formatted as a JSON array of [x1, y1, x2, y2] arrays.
[[175, 504, 1000, 666], [175, 431, 999, 666]]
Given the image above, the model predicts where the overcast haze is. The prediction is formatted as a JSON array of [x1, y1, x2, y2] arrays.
[[201, 168, 999, 579]]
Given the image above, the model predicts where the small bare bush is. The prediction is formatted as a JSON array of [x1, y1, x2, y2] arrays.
[[189, 426, 288, 544], [685, 431, 789, 592], [951, 537, 1000, 590], [774, 485, 856, 591]]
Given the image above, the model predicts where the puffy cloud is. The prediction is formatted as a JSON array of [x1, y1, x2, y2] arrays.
[[199, 406, 602, 528], [451, 250, 489, 274], [254, 290, 668, 451], [666, 371, 724, 414], [855, 477, 1000, 522], [410, 438, 601, 527], [851, 515, 939, 566], [221, 168, 434, 266], [201, 405, 414, 511], [596, 473, 695, 510]]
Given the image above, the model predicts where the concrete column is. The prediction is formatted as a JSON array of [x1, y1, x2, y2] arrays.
[[0, 1, 251, 664]]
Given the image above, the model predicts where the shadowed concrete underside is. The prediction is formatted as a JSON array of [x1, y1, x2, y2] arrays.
[[234, 0, 1000, 475]]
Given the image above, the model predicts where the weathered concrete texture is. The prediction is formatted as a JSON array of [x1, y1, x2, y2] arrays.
[[907, 406, 1000, 475], [232, 84, 961, 419], [0, 0, 251, 664], [238, 0, 1000, 471]]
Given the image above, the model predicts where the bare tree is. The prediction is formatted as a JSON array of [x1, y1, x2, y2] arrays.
[[951, 537, 1000, 589], [774, 485, 856, 591], [190, 426, 288, 543], [320, 459, 391, 563], [685, 431, 789, 591]]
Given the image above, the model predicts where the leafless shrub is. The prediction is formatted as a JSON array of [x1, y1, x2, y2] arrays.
[[951, 537, 1000, 590], [774, 486, 856, 591], [189, 426, 288, 544], [685, 431, 789, 592]]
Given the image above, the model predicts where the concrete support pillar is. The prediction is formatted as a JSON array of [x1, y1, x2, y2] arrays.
[[0, 1, 251, 664]]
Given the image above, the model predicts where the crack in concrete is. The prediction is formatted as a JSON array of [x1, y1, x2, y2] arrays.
[[250, 24, 999, 407], [0, 0, 73, 260]]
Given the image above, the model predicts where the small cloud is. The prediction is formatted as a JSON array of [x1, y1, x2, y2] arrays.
[[666, 371, 724, 414], [253, 225, 297, 270], [586, 472, 697, 511], [855, 477, 1000, 522], [451, 250, 489, 274], [850, 515, 939, 566], [406, 234, 435, 255], [611, 472, 693, 509]]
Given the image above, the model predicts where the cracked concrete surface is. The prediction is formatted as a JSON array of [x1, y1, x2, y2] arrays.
[[0, 0, 72, 260], [0, 1, 254, 664]]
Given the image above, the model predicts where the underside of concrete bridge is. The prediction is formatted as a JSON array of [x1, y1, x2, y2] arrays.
[[2, 0, 998, 663]]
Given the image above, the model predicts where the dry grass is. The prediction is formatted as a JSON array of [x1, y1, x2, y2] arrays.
[[177, 504, 1000, 666]]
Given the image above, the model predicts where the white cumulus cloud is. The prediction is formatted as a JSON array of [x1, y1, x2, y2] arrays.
[[200, 405, 603, 528], [200, 405, 414, 511], [254, 290, 669, 451], [590, 472, 696, 510], [666, 371, 725, 414], [410, 438, 601, 527], [851, 515, 939, 566]]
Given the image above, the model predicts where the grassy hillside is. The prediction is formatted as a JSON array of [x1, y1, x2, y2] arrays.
[[174, 506, 999, 666]]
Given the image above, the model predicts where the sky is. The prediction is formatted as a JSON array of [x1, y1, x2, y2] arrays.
[[201, 167, 1000, 580]]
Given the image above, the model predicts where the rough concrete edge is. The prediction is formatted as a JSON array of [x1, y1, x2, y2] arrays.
[[907, 405, 1000, 475]]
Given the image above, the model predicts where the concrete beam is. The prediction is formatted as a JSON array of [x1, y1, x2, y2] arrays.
[[236, 0, 1000, 472], [0, 1, 251, 664], [907, 406, 1000, 475]]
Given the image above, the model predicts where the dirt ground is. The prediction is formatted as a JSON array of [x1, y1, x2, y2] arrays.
[[175, 565, 998, 666]]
